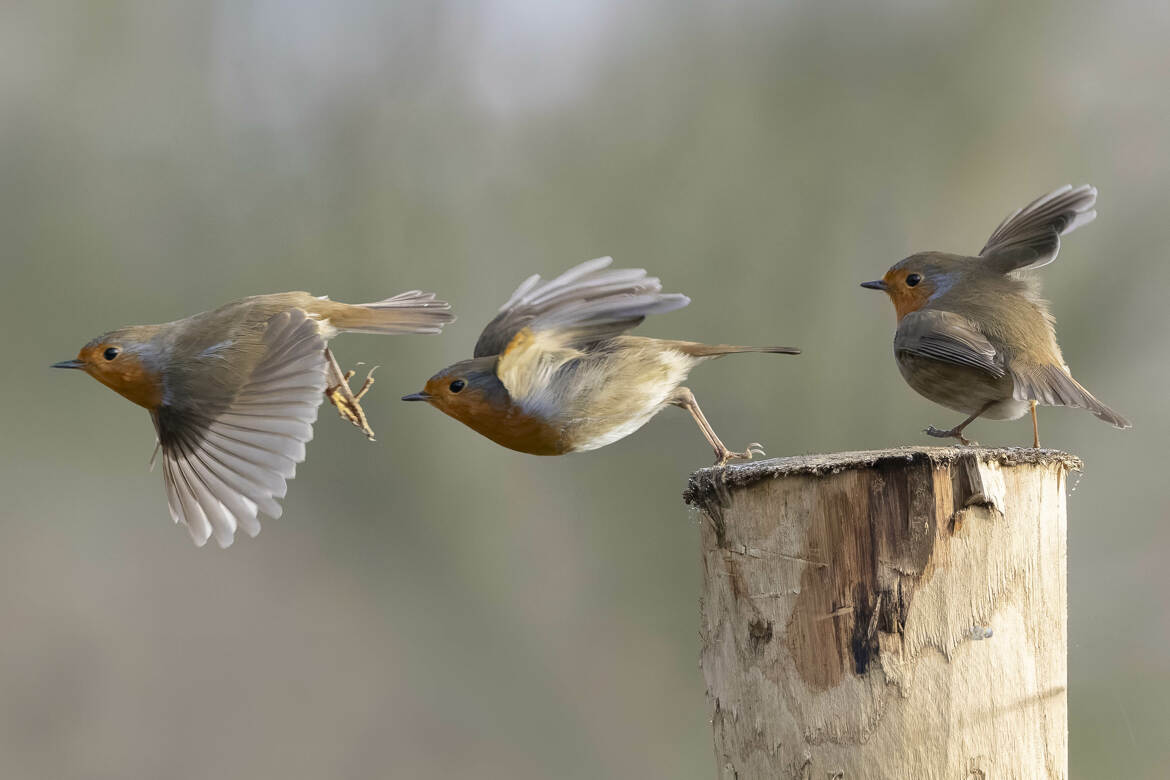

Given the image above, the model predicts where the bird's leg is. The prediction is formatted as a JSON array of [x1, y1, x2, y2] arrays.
[[324, 347, 377, 441], [924, 401, 994, 446], [671, 387, 765, 466], [1030, 400, 1040, 449]]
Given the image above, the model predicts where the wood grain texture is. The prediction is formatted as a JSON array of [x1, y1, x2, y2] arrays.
[[684, 447, 1080, 780]]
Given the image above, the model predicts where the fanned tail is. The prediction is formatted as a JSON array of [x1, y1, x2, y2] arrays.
[[1012, 363, 1131, 429], [334, 291, 455, 335]]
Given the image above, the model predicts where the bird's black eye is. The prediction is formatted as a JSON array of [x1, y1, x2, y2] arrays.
[[103, 347, 120, 361], [449, 379, 466, 393], [905, 273, 922, 287]]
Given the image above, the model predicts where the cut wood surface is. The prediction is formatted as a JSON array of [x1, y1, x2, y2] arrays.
[[684, 446, 1081, 780]]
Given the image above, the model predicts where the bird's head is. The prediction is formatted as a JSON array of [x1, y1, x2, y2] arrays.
[[53, 327, 165, 409], [860, 252, 963, 321], [402, 356, 562, 455], [402, 357, 510, 421]]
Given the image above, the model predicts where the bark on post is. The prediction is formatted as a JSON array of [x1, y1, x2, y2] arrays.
[[684, 446, 1080, 780]]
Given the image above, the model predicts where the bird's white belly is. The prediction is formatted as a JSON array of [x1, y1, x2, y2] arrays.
[[571, 404, 668, 452], [984, 397, 1030, 421], [564, 349, 691, 452]]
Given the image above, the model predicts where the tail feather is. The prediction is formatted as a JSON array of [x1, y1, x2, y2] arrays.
[[333, 291, 455, 335], [1012, 363, 1131, 429], [672, 342, 801, 358]]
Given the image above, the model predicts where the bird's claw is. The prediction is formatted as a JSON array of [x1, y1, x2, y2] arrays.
[[326, 365, 378, 441], [924, 425, 975, 446], [714, 442, 766, 466], [353, 365, 379, 401]]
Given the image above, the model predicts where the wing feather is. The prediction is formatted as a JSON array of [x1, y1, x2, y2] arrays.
[[474, 257, 690, 357], [215, 412, 315, 437], [176, 457, 236, 548], [201, 427, 302, 475], [979, 184, 1097, 273], [494, 327, 583, 413], [185, 442, 284, 518], [178, 449, 260, 537], [895, 310, 1004, 377], [154, 309, 326, 547], [167, 456, 215, 547]]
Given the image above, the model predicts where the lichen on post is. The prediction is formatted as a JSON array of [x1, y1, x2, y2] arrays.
[[684, 446, 1080, 780]]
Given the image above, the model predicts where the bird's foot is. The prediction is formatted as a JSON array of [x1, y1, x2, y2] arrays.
[[714, 442, 765, 466], [326, 365, 379, 441], [924, 425, 976, 446]]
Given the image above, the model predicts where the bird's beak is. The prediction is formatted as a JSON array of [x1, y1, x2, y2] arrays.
[[860, 280, 888, 291], [401, 391, 431, 402], [51, 359, 85, 370]]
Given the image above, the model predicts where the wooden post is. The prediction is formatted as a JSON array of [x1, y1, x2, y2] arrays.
[[684, 446, 1080, 780]]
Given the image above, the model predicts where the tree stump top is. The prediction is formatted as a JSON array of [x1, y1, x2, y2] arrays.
[[685, 446, 1083, 510], [686, 444, 1078, 778]]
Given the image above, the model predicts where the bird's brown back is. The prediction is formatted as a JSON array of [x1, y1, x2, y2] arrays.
[[923, 259, 1065, 368]]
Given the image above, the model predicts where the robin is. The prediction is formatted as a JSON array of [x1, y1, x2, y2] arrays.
[[861, 184, 1130, 446], [53, 290, 454, 547], [402, 257, 799, 463]]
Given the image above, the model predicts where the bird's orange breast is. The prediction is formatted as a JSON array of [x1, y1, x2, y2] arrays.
[[439, 399, 565, 456], [883, 268, 934, 321]]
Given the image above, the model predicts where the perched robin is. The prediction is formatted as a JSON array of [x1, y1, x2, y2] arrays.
[[402, 257, 799, 463], [861, 184, 1130, 446], [53, 291, 454, 547]]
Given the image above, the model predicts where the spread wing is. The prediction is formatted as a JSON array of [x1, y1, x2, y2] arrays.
[[482, 257, 689, 410], [895, 309, 1005, 377], [473, 257, 690, 358], [153, 309, 327, 547], [979, 184, 1097, 273], [492, 328, 585, 416]]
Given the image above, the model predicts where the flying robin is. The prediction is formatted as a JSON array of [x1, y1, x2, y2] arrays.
[[402, 257, 799, 463], [861, 184, 1130, 446], [53, 290, 454, 547]]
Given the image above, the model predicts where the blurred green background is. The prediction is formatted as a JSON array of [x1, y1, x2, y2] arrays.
[[2, 1, 1167, 777]]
